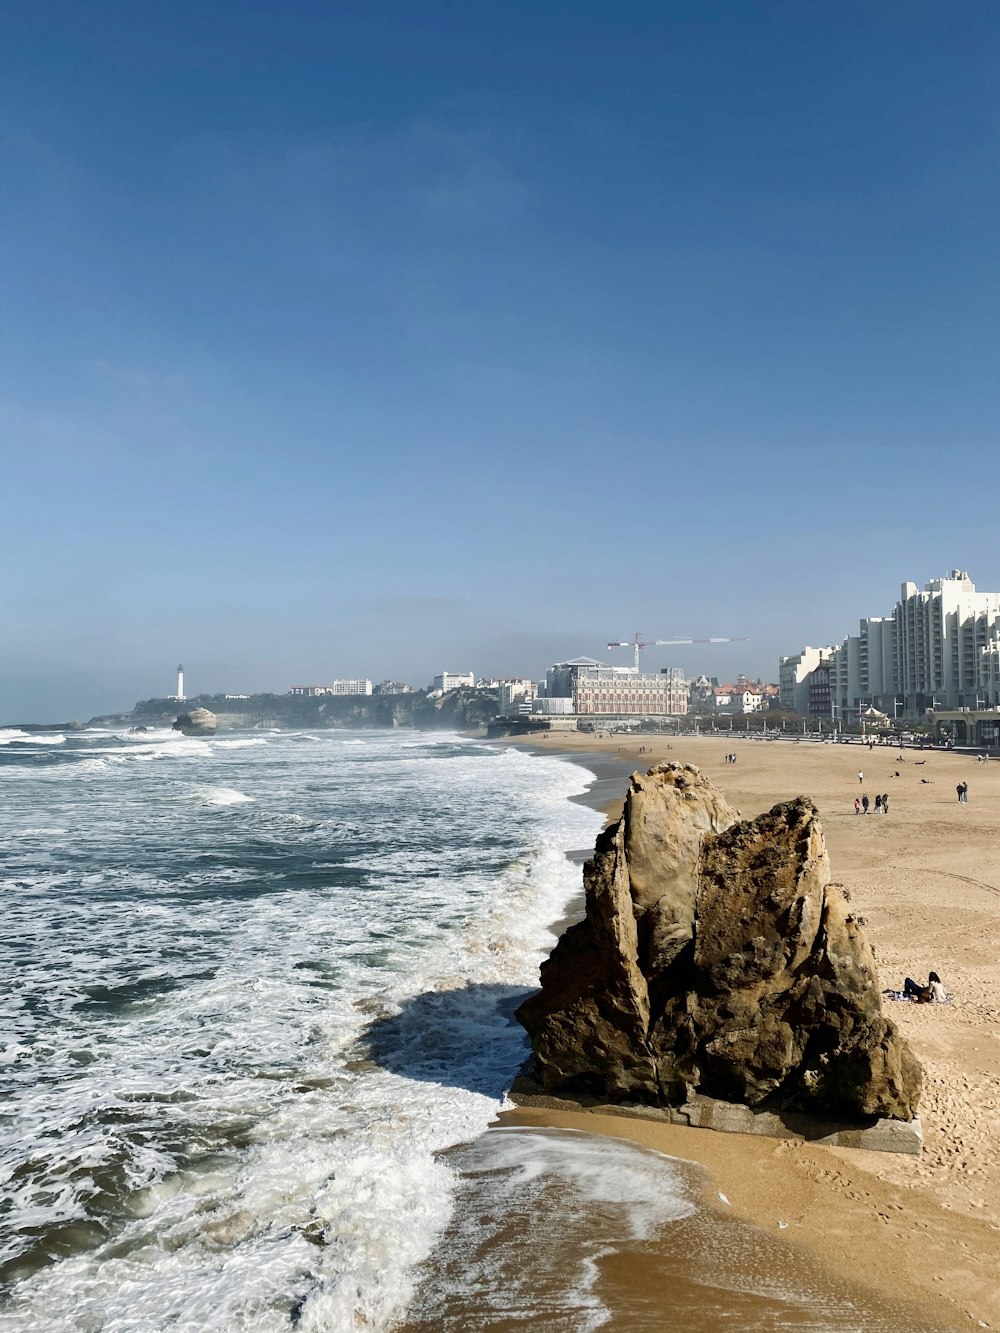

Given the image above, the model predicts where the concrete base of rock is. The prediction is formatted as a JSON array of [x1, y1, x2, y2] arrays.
[[508, 1073, 924, 1155]]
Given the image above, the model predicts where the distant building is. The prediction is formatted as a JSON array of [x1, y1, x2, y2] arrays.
[[224, 694, 250, 700], [687, 675, 718, 710], [432, 672, 475, 693], [531, 697, 576, 716], [779, 647, 835, 716], [290, 680, 373, 697], [373, 680, 414, 695], [543, 657, 688, 718], [498, 677, 537, 716], [781, 570, 1000, 720], [807, 663, 831, 718], [330, 680, 373, 695], [706, 678, 768, 715]]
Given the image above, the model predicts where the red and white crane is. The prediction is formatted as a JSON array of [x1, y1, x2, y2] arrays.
[[607, 632, 747, 672]]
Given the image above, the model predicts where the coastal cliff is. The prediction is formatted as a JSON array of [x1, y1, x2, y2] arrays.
[[91, 687, 500, 732], [516, 763, 922, 1124]]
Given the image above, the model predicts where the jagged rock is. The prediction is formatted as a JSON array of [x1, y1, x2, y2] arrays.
[[516, 763, 922, 1122]]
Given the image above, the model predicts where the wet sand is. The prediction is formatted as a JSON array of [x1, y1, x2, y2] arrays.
[[499, 732, 1000, 1331]]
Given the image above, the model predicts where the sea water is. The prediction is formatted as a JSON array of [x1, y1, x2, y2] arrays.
[[0, 728, 943, 1332], [0, 727, 609, 1330]]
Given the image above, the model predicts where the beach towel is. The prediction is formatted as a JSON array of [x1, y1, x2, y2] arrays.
[[882, 989, 953, 1004]]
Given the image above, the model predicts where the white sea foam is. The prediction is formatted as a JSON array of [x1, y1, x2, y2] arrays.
[[193, 785, 255, 806], [0, 730, 65, 745], [402, 1127, 695, 1330], [0, 729, 605, 1331]]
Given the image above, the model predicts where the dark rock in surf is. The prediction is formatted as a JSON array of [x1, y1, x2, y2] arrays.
[[515, 763, 921, 1123], [172, 707, 217, 737]]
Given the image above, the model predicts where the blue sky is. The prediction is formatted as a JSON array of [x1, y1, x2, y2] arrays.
[[3, 2, 999, 718]]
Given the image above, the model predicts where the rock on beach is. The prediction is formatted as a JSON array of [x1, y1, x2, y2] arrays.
[[516, 762, 922, 1123]]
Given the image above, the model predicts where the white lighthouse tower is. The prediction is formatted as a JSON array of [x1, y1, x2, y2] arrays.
[[176, 663, 186, 702]]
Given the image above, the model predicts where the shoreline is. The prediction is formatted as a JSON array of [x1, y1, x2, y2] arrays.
[[496, 731, 1000, 1331]]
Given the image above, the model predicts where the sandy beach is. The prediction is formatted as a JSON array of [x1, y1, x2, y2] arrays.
[[500, 732, 1000, 1330]]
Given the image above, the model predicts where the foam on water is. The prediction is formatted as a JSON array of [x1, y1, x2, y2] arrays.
[[0, 729, 65, 745], [193, 785, 256, 806], [0, 729, 603, 1330], [402, 1127, 696, 1331]]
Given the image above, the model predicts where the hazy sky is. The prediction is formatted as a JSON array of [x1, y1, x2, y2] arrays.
[[3, 2, 1000, 719]]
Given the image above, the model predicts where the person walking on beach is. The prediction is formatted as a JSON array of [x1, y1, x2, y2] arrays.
[[882, 793, 889, 814], [858, 770, 864, 784], [874, 794, 883, 814], [861, 794, 870, 814], [854, 797, 861, 815]]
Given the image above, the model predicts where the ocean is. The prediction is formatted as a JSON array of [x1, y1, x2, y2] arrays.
[[0, 727, 944, 1331]]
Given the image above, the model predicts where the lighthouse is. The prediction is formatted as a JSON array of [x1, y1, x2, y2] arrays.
[[176, 664, 186, 702]]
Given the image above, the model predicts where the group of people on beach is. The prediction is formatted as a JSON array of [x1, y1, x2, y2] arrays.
[[855, 793, 889, 814], [724, 752, 737, 764], [956, 781, 969, 803]]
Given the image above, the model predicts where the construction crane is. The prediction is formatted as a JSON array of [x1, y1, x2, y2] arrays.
[[607, 632, 747, 673]]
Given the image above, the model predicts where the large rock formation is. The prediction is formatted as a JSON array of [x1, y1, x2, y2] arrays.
[[516, 763, 921, 1122], [172, 707, 217, 737]]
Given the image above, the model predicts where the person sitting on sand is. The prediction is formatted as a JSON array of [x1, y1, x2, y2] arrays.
[[903, 972, 947, 1003]]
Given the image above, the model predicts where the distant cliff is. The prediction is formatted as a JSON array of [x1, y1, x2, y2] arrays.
[[91, 687, 501, 732]]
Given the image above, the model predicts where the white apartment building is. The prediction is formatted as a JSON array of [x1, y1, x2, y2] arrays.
[[498, 677, 537, 716], [332, 679, 373, 696], [825, 617, 896, 721], [784, 571, 1000, 720], [714, 686, 764, 715], [779, 646, 835, 716], [432, 671, 476, 693]]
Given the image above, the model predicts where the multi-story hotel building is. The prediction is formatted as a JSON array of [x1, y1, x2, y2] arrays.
[[431, 672, 476, 693], [781, 571, 1000, 720], [542, 658, 688, 718]]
